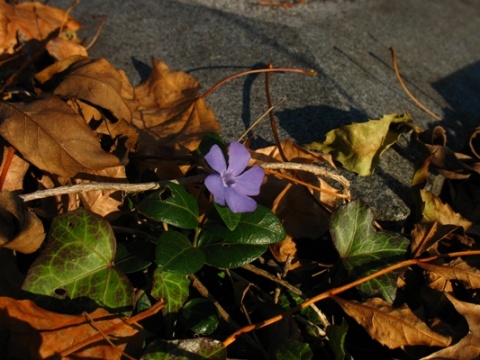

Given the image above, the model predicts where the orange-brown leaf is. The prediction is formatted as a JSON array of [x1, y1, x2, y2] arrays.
[[334, 296, 451, 349], [421, 190, 472, 231], [0, 145, 29, 191], [0, 296, 143, 359], [0, 1, 81, 55], [0, 96, 122, 178], [422, 294, 480, 359], [0, 191, 44, 253], [133, 59, 220, 158], [420, 258, 480, 291]]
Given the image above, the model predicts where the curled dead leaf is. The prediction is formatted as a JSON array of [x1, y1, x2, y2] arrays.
[[421, 190, 472, 231], [0, 191, 44, 253]]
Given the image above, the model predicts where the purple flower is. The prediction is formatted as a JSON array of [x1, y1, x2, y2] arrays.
[[204, 142, 265, 213]]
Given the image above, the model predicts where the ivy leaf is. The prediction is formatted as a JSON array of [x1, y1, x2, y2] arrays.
[[21, 209, 133, 313], [156, 231, 205, 275], [115, 239, 155, 274], [275, 340, 313, 360], [137, 183, 199, 229], [330, 200, 409, 302], [151, 270, 190, 315], [326, 319, 351, 360], [307, 113, 415, 176]]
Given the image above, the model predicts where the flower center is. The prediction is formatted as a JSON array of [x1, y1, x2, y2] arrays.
[[222, 171, 236, 187]]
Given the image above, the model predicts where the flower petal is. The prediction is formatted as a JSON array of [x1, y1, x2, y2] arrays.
[[227, 142, 250, 176], [233, 166, 264, 196], [225, 187, 257, 213], [205, 174, 226, 206], [205, 145, 227, 174]]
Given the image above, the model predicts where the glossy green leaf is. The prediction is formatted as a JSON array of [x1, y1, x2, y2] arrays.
[[141, 338, 226, 360], [327, 319, 351, 360], [151, 269, 190, 314], [21, 209, 133, 312], [214, 202, 241, 231], [115, 239, 155, 274], [331, 200, 409, 302], [156, 231, 205, 275], [210, 205, 285, 245], [202, 242, 267, 268], [137, 183, 199, 229], [275, 339, 313, 360], [180, 298, 219, 335], [307, 113, 415, 176]]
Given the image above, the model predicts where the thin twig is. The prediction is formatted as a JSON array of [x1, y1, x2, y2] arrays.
[[389, 47, 442, 121], [84, 15, 107, 50], [237, 97, 286, 142]]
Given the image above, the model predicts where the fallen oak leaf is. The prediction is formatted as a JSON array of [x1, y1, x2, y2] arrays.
[[0, 96, 122, 178], [334, 296, 451, 349], [133, 58, 220, 158]]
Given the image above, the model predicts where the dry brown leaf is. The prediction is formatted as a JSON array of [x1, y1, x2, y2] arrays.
[[0, 96, 122, 178], [45, 31, 87, 60], [0, 191, 44, 253], [54, 57, 138, 123], [250, 140, 338, 238], [0, 1, 82, 56], [0, 145, 29, 191], [411, 222, 460, 257], [420, 258, 480, 292], [422, 294, 480, 360], [133, 58, 220, 158], [334, 296, 451, 349], [269, 234, 298, 265], [0, 296, 144, 359], [74, 165, 127, 217], [421, 190, 472, 231]]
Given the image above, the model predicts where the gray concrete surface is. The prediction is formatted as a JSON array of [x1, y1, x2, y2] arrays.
[[57, 0, 480, 222]]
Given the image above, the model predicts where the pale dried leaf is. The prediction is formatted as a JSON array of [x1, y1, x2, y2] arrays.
[[334, 296, 451, 349], [421, 258, 480, 291], [421, 190, 472, 231]]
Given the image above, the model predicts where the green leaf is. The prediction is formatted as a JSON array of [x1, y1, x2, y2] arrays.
[[151, 269, 190, 314], [115, 239, 155, 274], [156, 231, 205, 275], [214, 202, 241, 231], [142, 338, 226, 360], [307, 113, 415, 176], [21, 209, 133, 312], [275, 339, 313, 360], [327, 319, 351, 360], [180, 298, 219, 335], [202, 242, 267, 268], [137, 183, 199, 229], [330, 200, 409, 302], [210, 205, 286, 245]]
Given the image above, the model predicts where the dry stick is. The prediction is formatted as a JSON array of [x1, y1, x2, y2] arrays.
[[265, 63, 288, 162], [237, 97, 286, 142], [19, 163, 348, 202], [84, 15, 107, 50], [0, 147, 15, 191], [264, 168, 351, 200], [222, 250, 480, 347], [200, 67, 316, 99], [389, 47, 442, 121], [60, 299, 166, 357]]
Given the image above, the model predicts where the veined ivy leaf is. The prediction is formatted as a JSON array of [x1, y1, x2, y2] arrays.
[[156, 231, 205, 275], [180, 298, 219, 335], [331, 200, 409, 302], [137, 183, 199, 229], [307, 113, 415, 176], [151, 270, 190, 315], [21, 209, 133, 312]]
